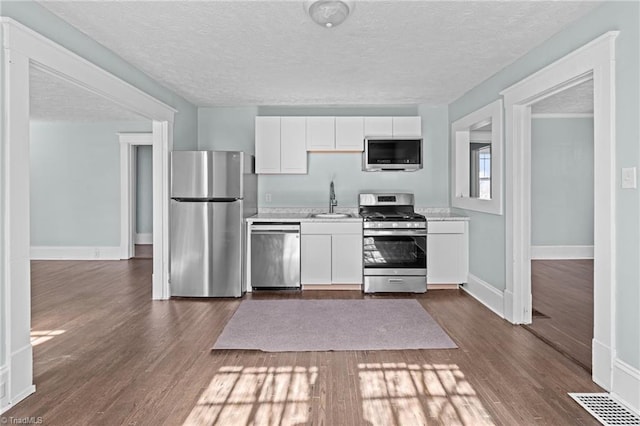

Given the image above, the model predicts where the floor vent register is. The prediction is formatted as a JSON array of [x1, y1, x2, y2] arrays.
[[569, 393, 640, 425]]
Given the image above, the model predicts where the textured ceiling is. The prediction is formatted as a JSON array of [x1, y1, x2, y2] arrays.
[[30, 66, 146, 121], [38, 0, 601, 107], [532, 79, 594, 114]]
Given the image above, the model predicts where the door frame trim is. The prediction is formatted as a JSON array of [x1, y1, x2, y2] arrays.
[[500, 31, 618, 390], [119, 132, 153, 259], [1, 18, 175, 412]]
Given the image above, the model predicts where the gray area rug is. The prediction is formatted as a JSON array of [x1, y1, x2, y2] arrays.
[[212, 299, 457, 352]]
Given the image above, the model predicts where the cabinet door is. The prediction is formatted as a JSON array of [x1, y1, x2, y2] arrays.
[[427, 221, 468, 284], [331, 234, 363, 284], [255, 116, 281, 174], [335, 117, 364, 151], [301, 234, 332, 284], [306, 117, 335, 151], [393, 117, 422, 137], [364, 117, 393, 137], [280, 117, 307, 174]]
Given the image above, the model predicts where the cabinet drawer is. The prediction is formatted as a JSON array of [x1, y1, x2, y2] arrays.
[[302, 222, 362, 235], [428, 221, 465, 234]]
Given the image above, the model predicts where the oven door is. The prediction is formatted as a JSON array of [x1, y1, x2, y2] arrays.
[[363, 229, 426, 276]]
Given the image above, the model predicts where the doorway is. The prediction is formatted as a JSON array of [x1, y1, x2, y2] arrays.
[[2, 18, 175, 410], [119, 133, 154, 260], [501, 31, 617, 389], [525, 80, 595, 371]]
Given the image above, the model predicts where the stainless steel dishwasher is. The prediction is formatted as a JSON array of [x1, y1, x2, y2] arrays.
[[250, 222, 301, 289]]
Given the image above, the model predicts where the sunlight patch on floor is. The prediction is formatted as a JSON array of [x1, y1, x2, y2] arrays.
[[358, 362, 495, 425], [183, 365, 317, 426], [30, 329, 65, 346]]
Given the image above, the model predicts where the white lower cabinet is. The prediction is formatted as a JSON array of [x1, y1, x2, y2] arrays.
[[300, 234, 332, 284], [427, 220, 469, 284], [301, 222, 363, 285]]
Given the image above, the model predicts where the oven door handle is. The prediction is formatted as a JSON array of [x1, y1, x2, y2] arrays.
[[363, 229, 427, 237]]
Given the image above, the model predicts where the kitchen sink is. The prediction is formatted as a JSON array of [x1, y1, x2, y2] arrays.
[[310, 213, 351, 219]]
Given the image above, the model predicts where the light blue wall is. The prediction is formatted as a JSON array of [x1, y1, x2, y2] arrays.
[[30, 121, 151, 247], [198, 107, 258, 153], [531, 117, 594, 246], [2, 1, 198, 149], [198, 105, 450, 208], [449, 1, 639, 369], [136, 146, 153, 235]]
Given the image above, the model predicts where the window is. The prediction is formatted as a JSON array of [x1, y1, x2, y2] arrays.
[[470, 143, 491, 200], [451, 99, 503, 215]]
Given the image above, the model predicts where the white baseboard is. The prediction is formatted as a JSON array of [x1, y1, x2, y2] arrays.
[[4, 344, 36, 415], [611, 358, 640, 415], [135, 233, 152, 245], [30, 246, 121, 260], [531, 245, 594, 259], [461, 274, 505, 319], [503, 289, 515, 323], [0, 365, 8, 414], [592, 338, 612, 390]]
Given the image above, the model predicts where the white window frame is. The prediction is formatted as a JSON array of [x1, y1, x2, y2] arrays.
[[451, 99, 503, 214]]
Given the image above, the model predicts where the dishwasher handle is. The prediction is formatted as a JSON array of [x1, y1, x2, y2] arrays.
[[250, 223, 300, 233]]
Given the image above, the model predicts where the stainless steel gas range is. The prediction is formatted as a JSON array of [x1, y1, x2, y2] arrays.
[[359, 193, 427, 293]]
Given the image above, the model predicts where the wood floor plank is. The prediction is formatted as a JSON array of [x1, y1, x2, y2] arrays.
[[526, 259, 593, 371], [5, 260, 603, 425]]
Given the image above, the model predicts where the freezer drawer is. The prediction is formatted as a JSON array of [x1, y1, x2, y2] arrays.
[[170, 199, 243, 297], [250, 224, 301, 289]]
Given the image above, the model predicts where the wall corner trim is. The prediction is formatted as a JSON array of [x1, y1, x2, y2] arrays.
[[0, 365, 9, 414], [461, 274, 505, 319], [611, 358, 640, 415]]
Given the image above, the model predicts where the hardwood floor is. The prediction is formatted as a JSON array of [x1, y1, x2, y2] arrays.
[[526, 260, 594, 372], [134, 244, 153, 259], [6, 260, 602, 425]]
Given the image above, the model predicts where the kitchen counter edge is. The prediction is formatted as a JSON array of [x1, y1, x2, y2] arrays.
[[246, 212, 469, 222], [246, 213, 363, 223]]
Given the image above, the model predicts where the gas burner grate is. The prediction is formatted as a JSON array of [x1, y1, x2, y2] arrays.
[[569, 393, 640, 425]]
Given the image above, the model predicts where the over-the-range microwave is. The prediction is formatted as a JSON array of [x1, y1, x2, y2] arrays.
[[363, 137, 423, 171]]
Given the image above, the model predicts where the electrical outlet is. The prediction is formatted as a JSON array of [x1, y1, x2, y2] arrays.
[[265, 193, 272, 203], [94, 248, 100, 258], [622, 167, 637, 189]]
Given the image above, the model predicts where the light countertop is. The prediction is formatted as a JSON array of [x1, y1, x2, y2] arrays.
[[246, 213, 363, 223], [246, 209, 469, 222], [423, 212, 470, 221]]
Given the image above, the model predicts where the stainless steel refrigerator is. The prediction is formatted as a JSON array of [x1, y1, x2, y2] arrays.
[[170, 151, 257, 297]]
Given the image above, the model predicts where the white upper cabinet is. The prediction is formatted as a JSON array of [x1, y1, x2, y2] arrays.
[[392, 117, 422, 137], [280, 117, 307, 174], [255, 116, 281, 174], [255, 116, 307, 174], [335, 117, 364, 151], [256, 115, 421, 170], [364, 117, 393, 137], [306, 117, 335, 151]]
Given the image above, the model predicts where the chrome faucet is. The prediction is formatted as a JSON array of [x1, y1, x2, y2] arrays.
[[329, 181, 338, 213]]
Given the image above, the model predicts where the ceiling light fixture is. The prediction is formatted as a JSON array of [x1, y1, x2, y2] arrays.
[[305, 0, 354, 28]]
